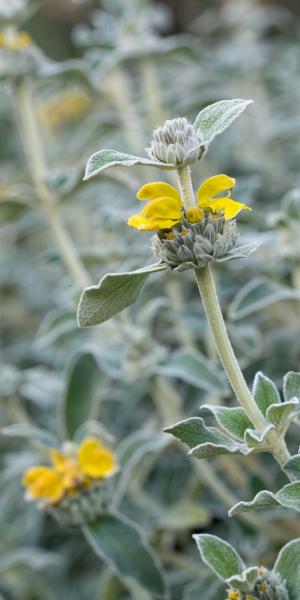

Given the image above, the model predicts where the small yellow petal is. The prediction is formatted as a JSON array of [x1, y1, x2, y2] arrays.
[[78, 438, 117, 479], [207, 197, 251, 219], [22, 466, 63, 503], [141, 196, 181, 221], [50, 449, 67, 468], [128, 214, 179, 230], [197, 174, 235, 207], [186, 207, 203, 224], [137, 182, 180, 203]]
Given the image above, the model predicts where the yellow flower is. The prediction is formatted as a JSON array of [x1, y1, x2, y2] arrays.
[[38, 90, 91, 128], [228, 591, 240, 600], [197, 174, 251, 219], [0, 31, 32, 51], [22, 437, 117, 505], [128, 181, 182, 231], [127, 175, 251, 232]]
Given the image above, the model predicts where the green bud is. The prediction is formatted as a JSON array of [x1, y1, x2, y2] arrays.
[[47, 481, 111, 529], [153, 215, 239, 271], [146, 117, 204, 166]]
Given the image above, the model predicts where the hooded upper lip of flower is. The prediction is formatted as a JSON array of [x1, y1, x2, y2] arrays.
[[127, 174, 251, 232], [22, 437, 118, 505]]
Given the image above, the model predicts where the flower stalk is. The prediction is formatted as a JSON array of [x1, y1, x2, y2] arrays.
[[176, 165, 195, 211], [195, 264, 291, 468], [14, 79, 91, 288]]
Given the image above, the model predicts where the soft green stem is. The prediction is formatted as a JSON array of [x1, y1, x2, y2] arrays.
[[195, 265, 265, 429], [176, 166, 195, 211], [194, 264, 291, 468], [14, 79, 91, 288]]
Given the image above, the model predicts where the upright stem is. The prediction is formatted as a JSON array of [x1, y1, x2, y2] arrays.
[[195, 264, 291, 468], [176, 166, 195, 211], [195, 265, 266, 430], [14, 79, 91, 288]]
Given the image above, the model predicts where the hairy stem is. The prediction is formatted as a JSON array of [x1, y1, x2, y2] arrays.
[[195, 264, 291, 468], [14, 79, 91, 288], [195, 265, 265, 429], [176, 166, 195, 211]]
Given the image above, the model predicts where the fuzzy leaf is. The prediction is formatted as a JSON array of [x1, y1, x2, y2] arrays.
[[62, 351, 104, 439], [201, 405, 252, 441], [244, 424, 274, 448], [193, 534, 244, 581], [283, 454, 300, 480], [157, 350, 229, 396], [274, 539, 300, 600], [164, 417, 247, 458], [84, 149, 175, 180], [0, 423, 58, 447], [283, 371, 300, 401], [227, 567, 260, 592], [193, 99, 252, 147], [229, 482, 300, 516], [78, 264, 166, 327], [228, 277, 300, 320], [216, 242, 260, 262], [84, 513, 166, 598], [252, 371, 280, 416], [266, 399, 299, 432]]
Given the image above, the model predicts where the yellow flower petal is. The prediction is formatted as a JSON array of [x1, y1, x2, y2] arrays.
[[50, 449, 68, 469], [197, 174, 235, 207], [137, 182, 180, 203], [50, 448, 84, 490], [78, 437, 117, 479], [206, 197, 252, 219], [128, 214, 179, 231], [22, 466, 63, 503], [141, 196, 181, 221]]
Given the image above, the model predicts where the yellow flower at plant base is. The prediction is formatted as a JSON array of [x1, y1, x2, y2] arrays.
[[38, 90, 91, 128], [0, 31, 32, 51], [127, 175, 251, 232], [22, 437, 118, 506]]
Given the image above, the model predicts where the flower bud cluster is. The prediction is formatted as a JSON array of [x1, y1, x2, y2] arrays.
[[146, 117, 204, 166], [152, 214, 239, 271], [48, 481, 110, 528], [0, 32, 41, 80]]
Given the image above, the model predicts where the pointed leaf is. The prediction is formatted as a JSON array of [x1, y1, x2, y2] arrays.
[[193, 99, 252, 147], [216, 242, 260, 262], [266, 399, 299, 433], [201, 405, 252, 441], [78, 264, 166, 327], [252, 371, 280, 416], [84, 513, 166, 598], [62, 351, 104, 439], [164, 417, 247, 458], [283, 371, 300, 401], [0, 424, 58, 447], [274, 539, 300, 600], [84, 149, 175, 180], [229, 482, 300, 516], [228, 277, 300, 320], [157, 350, 229, 396], [193, 534, 244, 581]]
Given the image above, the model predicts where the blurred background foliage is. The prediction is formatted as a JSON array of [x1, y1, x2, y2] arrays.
[[1, 0, 300, 598]]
